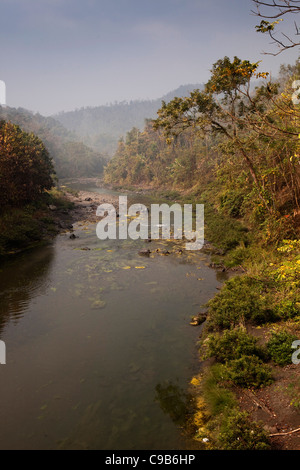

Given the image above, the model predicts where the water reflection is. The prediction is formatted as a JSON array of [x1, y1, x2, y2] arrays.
[[155, 380, 194, 428], [0, 185, 223, 449], [0, 246, 54, 333]]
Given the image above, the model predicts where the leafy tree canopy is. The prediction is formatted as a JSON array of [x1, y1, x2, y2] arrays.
[[0, 120, 54, 208]]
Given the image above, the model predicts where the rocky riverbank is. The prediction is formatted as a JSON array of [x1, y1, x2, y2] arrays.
[[54, 189, 119, 228]]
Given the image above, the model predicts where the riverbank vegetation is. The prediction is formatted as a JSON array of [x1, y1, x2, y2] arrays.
[[0, 120, 74, 256], [1, 0, 299, 450], [103, 39, 300, 449]]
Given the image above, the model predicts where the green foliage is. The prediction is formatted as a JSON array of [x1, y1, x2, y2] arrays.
[[154, 55, 300, 227], [219, 190, 245, 218], [201, 364, 237, 417], [222, 355, 274, 389], [0, 208, 41, 255], [273, 241, 300, 287], [0, 202, 57, 256], [206, 56, 259, 97], [207, 276, 277, 330], [256, 20, 282, 34], [204, 205, 250, 253], [104, 55, 300, 244], [57, 141, 106, 178], [46, 187, 74, 210], [275, 295, 300, 320], [217, 411, 271, 450], [0, 186, 75, 256], [204, 328, 267, 363], [0, 120, 54, 207], [223, 245, 249, 268], [267, 330, 298, 366], [104, 122, 215, 190], [200, 363, 272, 448]]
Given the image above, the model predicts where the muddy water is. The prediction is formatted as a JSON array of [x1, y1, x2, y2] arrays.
[[0, 186, 224, 450]]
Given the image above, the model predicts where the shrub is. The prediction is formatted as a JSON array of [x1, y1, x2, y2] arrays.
[[207, 276, 277, 329], [223, 245, 249, 268], [205, 209, 249, 253], [275, 297, 300, 320], [218, 411, 271, 450], [223, 355, 274, 389], [204, 328, 267, 363], [267, 330, 298, 366], [220, 191, 245, 218]]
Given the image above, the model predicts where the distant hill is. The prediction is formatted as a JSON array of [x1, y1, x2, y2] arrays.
[[0, 106, 107, 178], [0, 84, 204, 179], [54, 84, 204, 156]]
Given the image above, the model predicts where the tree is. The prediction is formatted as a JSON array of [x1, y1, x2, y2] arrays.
[[0, 120, 54, 207], [252, 0, 300, 55], [154, 56, 300, 214], [154, 58, 268, 209]]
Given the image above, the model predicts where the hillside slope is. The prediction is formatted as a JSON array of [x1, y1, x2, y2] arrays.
[[0, 106, 107, 178], [54, 84, 204, 156]]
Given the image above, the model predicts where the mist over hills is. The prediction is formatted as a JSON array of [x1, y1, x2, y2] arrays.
[[0, 83, 204, 179], [0, 106, 107, 178], [54, 83, 204, 156]]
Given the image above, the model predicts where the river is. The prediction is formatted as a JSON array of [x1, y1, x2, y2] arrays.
[[0, 183, 225, 450]]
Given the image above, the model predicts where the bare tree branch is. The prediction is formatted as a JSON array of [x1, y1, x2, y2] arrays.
[[252, 0, 300, 54]]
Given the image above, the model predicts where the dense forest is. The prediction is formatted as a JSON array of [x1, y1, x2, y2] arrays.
[[54, 84, 203, 156], [105, 58, 300, 243]]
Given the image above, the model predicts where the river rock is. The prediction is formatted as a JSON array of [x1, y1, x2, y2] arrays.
[[190, 312, 207, 326], [161, 250, 170, 256], [209, 263, 226, 272], [139, 249, 151, 257]]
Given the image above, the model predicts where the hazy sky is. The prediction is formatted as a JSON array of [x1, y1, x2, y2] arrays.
[[0, 0, 298, 115]]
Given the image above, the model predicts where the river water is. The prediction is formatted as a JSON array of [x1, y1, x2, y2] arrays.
[[0, 184, 224, 450]]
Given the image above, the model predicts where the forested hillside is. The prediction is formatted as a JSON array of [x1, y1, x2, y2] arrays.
[[0, 106, 107, 178], [54, 84, 203, 156], [104, 54, 300, 449], [105, 59, 300, 242]]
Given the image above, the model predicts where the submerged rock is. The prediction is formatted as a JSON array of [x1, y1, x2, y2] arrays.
[[190, 312, 207, 326], [139, 249, 151, 257], [161, 250, 170, 256], [91, 299, 106, 309], [209, 263, 226, 272]]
